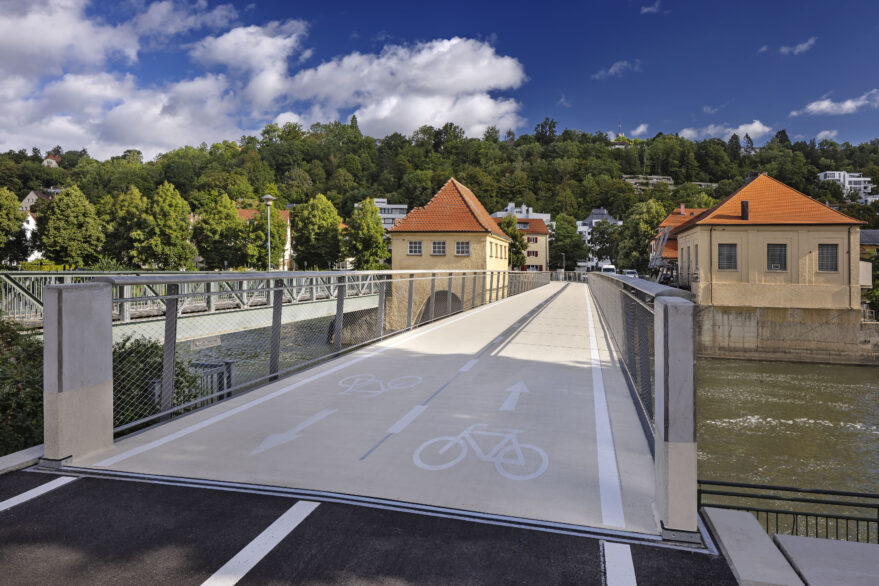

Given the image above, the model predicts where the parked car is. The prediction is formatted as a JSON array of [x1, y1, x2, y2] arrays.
[[623, 269, 638, 278], [600, 264, 616, 273]]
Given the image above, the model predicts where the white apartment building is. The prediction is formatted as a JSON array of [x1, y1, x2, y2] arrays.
[[490, 202, 552, 226], [356, 197, 408, 229], [818, 171, 875, 203], [577, 208, 622, 269]]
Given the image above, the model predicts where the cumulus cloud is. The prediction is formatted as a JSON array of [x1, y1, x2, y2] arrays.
[[557, 94, 571, 108], [702, 105, 719, 114], [816, 130, 838, 141], [790, 89, 879, 117], [679, 120, 772, 141], [631, 123, 648, 137], [641, 1, 661, 14], [591, 59, 642, 80], [758, 45, 769, 53], [779, 37, 817, 55], [133, 0, 238, 38]]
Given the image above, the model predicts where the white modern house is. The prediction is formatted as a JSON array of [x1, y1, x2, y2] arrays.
[[818, 171, 875, 203], [490, 202, 552, 226], [356, 198, 408, 230], [578, 208, 622, 269]]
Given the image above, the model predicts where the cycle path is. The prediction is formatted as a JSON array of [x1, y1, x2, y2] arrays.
[[75, 282, 658, 535]]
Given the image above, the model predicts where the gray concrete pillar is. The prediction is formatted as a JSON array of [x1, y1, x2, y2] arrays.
[[42, 282, 114, 463], [654, 296, 698, 537]]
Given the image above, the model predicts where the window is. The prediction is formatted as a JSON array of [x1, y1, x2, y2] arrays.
[[527, 250, 538, 257], [718, 243, 737, 270], [455, 241, 470, 256], [767, 244, 787, 271], [431, 241, 446, 255], [694, 244, 699, 269], [528, 236, 538, 243], [818, 244, 838, 271], [408, 241, 422, 255]]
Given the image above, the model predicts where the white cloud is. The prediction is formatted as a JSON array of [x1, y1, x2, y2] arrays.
[[631, 123, 648, 137], [133, 0, 238, 38], [779, 36, 817, 55], [816, 130, 838, 141], [758, 45, 769, 53], [557, 94, 571, 108], [591, 59, 642, 80], [702, 105, 719, 114], [790, 89, 879, 116], [679, 120, 772, 141], [640, 1, 661, 14]]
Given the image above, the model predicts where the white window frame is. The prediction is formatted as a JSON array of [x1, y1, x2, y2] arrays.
[[455, 241, 470, 256], [408, 241, 422, 256], [431, 241, 446, 256]]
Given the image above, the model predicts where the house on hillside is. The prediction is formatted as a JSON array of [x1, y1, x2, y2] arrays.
[[490, 203, 552, 226], [388, 178, 511, 272], [18, 188, 61, 212], [236, 208, 293, 270], [493, 217, 550, 271], [673, 173, 865, 310], [578, 208, 622, 269]]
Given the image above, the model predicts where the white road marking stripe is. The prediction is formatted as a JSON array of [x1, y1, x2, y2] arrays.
[[95, 289, 544, 467], [387, 405, 427, 434], [0, 477, 77, 512], [603, 541, 637, 585], [459, 359, 479, 372], [584, 287, 626, 528], [201, 500, 319, 586]]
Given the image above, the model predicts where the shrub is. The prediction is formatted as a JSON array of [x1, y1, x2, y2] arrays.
[[0, 316, 43, 455]]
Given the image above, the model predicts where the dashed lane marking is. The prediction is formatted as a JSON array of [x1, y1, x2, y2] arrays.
[[603, 541, 637, 585]]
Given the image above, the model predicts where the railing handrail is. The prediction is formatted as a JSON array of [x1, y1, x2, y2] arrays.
[[588, 272, 695, 302], [698, 479, 879, 501]]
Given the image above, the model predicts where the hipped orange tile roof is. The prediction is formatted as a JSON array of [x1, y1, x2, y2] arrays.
[[659, 208, 707, 229], [493, 217, 550, 235], [674, 174, 863, 234], [237, 208, 290, 222], [389, 178, 510, 240], [661, 239, 678, 259]]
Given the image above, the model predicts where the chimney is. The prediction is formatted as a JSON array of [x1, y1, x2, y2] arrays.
[[741, 200, 749, 221], [679, 203, 685, 215]]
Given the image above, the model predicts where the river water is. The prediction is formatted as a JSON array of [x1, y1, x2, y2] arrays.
[[697, 358, 879, 493]]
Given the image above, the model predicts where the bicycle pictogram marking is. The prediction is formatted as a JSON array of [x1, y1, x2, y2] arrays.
[[338, 374, 422, 398], [413, 423, 549, 480]]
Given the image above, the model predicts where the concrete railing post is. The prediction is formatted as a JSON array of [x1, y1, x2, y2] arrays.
[[269, 278, 283, 380], [654, 296, 698, 538], [42, 282, 114, 464]]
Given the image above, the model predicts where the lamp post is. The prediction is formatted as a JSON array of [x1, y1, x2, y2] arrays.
[[261, 194, 276, 271], [561, 252, 566, 272]]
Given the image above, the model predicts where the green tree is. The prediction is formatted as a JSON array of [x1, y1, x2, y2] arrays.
[[292, 194, 343, 269], [587, 220, 621, 267], [0, 316, 43, 455], [99, 185, 148, 266], [244, 204, 287, 269], [344, 198, 388, 269], [38, 185, 105, 266], [133, 182, 196, 269], [0, 186, 28, 264], [193, 193, 247, 269], [617, 199, 667, 272], [498, 214, 528, 268], [549, 213, 586, 270]]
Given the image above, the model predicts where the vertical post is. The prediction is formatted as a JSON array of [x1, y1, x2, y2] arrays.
[[375, 276, 386, 340], [471, 272, 477, 310], [654, 296, 698, 537], [482, 272, 487, 306], [334, 275, 346, 352], [206, 281, 215, 313], [223, 360, 234, 400], [446, 274, 453, 315], [406, 274, 415, 330], [269, 278, 283, 381], [429, 272, 437, 322], [42, 282, 114, 463], [488, 272, 495, 303], [119, 285, 131, 322], [161, 284, 179, 417], [460, 273, 467, 312]]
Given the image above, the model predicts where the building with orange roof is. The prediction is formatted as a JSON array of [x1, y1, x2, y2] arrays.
[[674, 173, 865, 309], [648, 205, 707, 278], [388, 178, 511, 272], [493, 217, 550, 271]]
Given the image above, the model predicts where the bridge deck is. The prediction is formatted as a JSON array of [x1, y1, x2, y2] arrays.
[[76, 282, 658, 535]]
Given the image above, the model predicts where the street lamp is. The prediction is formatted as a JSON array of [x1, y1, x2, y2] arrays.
[[261, 194, 276, 271], [561, 252, 566, 272]]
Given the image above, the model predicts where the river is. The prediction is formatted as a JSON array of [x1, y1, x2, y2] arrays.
[[697, 358, 879, 493]]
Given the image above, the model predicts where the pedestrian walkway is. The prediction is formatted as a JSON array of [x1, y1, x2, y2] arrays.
[[74, 282, 657, 536]]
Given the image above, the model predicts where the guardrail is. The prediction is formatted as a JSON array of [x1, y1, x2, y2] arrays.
[[587, 272, 699, 537], [698, 480, 879, 543], [42, 270, 551, 451]]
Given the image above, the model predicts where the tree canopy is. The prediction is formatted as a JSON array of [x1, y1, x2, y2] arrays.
[[344, 198, 388, 269], [292, 193, 343, 269], [497, 214, 528, 268]]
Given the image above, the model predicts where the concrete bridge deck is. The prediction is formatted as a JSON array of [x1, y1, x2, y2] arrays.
[[75, 282, 658, 536]]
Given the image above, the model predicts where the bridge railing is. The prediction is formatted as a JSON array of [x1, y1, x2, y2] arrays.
[[587, 272, 699, 539], [41, 269, 551, 459]]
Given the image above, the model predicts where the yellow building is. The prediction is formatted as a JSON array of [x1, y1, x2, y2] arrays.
[[389, 178, 511, 272], [674, 173, 864, 310]]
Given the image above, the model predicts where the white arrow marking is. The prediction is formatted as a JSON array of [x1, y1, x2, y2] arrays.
[[500, 381, 529, 411], [250, 409, 337, 455]]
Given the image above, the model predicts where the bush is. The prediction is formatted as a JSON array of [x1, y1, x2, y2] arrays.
[[0, 316, 43, 455]]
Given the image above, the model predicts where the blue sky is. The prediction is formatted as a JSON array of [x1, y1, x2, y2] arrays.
[[1, 0, 877, 159]]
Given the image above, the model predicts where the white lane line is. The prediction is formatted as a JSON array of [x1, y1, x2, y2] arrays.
[[386, 405, 427, 434], [459, 359, 479, 372], [0, 477, 77, 513], [603, 541, 637, 585], [584, 287, 626, 529], [202, 500, 319, 586], [250, 409, 337, 455], [95, 288, 549, 468]]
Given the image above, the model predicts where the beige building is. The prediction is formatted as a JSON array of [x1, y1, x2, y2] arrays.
[[389, 178, 511, 272], [494, 217, 550, 271], [674, 173, 864, 310]]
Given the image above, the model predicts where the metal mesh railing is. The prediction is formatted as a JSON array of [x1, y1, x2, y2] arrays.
[[98, 270, 551, 433]]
